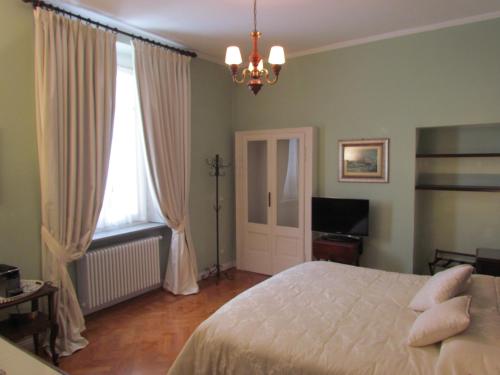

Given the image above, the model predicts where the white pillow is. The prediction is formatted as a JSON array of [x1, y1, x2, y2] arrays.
[[409, 264, 473, 311], [407, 295, 471, 347]]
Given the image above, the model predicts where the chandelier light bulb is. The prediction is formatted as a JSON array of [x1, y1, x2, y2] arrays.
[[268, 46, 285, 65], [248, 60, 264, 71], [257, 59, 264, 71], [225, 46, 242, 65]]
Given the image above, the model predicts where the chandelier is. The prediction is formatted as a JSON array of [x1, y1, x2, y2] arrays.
[[224, 0, 286, 95]]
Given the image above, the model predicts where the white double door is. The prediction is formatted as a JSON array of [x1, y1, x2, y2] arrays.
[[235, 128, 313, 275]]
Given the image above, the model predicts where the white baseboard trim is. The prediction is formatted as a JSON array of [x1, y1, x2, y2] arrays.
[[198, 260, 236, 281]]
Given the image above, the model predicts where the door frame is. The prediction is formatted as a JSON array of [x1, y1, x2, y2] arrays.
[[235, 127, 316, 272]]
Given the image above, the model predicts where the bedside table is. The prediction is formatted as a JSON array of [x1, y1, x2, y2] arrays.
[[313, 237, 362, 266], [476, 248, 500, 276], [0, 283, 59, 365]]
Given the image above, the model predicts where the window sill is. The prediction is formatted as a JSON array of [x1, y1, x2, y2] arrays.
[[90, 222, 169, 250]]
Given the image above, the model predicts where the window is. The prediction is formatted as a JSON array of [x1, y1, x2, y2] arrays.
[[96, 42, 162, 232]]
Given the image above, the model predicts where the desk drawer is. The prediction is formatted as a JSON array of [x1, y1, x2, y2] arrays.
[[313, 240, 359, 265]]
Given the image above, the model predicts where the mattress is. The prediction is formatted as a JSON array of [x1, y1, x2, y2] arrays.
[[168, 261, 500, 375]]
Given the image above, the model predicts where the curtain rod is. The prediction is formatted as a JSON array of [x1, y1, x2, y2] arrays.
[[22, 0, 197, 58]]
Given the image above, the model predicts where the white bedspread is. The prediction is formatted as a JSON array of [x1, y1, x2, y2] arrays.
[[168, 262, 499, 375]]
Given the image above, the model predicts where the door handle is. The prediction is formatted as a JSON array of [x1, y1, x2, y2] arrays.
[[268, 192, 271, 207]]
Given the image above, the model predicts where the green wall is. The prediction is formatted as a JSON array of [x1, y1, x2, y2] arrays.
[[233, 18, 500, 273], [190, 58, 235, 273], [0, 1, 235, 280], [0, 1, 40, 279]]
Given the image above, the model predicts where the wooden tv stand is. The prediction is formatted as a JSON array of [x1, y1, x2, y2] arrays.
[[313, 236, 363, 266]]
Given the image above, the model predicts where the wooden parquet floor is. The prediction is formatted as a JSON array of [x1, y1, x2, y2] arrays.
[[58, 269, 268, 375]]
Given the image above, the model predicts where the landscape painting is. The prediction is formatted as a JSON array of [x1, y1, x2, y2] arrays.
[[339, 139, 389, 182]]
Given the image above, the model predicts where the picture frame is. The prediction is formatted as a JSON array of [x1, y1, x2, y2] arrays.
[[338, 138, 389, 183]]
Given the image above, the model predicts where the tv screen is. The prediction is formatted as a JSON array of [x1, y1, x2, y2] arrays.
[[312, 197, 369, 236]]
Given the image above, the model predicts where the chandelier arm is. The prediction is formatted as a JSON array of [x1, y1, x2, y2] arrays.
[[233, 68, 250, 84], [263, 68, 279, 85], [266, 64, 283, 85]]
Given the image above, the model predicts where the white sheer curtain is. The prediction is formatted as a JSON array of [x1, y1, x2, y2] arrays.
[[133, 41, 199, 295], [34, 8, 116, 356], [96, 66, 150, 231], [282, 139, 299, 201]]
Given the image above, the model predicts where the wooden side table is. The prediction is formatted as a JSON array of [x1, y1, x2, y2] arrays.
[[313, 237, 362, 266], [0, 283, 59, 365], [476, 248, 500, 276]]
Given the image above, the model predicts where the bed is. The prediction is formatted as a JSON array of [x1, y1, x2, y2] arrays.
[[168, 261, 500, 375]]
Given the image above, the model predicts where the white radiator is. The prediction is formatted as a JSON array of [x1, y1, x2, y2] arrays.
[[76, 236, 162, 315]]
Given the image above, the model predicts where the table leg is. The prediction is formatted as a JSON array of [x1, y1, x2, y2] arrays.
[[31, 298, 39, 313], [32, 299, 40, 357], [50, 323, 59, 366], [33, 333, 40, 355], [47, 291, 59, 366]]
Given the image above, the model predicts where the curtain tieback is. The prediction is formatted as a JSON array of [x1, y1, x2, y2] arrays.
[[41, 226, 71, 265], [171, 221, 186, 233]]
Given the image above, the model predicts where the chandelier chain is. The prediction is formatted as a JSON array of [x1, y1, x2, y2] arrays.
[[253, 0, 257, 32]]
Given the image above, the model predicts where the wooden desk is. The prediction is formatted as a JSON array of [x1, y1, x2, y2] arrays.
[[476, 248, 500, 276], [0, 283, 59, 365], [313, 237, 362, 266]]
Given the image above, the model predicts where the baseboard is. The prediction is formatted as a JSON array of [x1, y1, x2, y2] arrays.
[[198, 260, 236, 280]]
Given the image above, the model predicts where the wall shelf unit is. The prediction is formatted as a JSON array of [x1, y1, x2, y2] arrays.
[[415, 126, 500, 193], [413, 123, 500, 275], [416, 153, 500, 158], [415, 184, 500, 192]]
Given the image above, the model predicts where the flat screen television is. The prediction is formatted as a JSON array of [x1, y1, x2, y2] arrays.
[[312, 197, 369, 236]]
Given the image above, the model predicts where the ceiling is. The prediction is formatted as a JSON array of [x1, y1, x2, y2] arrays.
[[57, 0, 500, 62]]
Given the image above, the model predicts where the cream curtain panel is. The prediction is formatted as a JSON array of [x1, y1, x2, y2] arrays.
[[34, 9, 116, 356], [133, 41, 199, 295]]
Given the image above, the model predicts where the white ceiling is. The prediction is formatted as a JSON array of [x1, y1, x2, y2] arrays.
[[57, 0, 500, 62]]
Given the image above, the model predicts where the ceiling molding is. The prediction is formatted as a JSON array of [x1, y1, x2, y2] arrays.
[[287, 10, 500, 59]]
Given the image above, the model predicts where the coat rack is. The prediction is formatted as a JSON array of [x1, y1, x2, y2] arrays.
[[206, 154, 231, 281]]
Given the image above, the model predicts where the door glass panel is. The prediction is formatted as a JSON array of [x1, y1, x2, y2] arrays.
[[277, 139, 299, 228], [247, 140, 267, 224]]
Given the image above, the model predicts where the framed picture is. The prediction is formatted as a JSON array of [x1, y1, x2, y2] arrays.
[[338, 138, 389, 182]]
